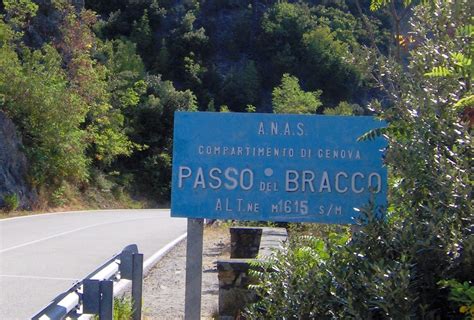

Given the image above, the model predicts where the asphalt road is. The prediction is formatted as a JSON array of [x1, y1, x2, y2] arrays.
[[0, 209, 186, 319]]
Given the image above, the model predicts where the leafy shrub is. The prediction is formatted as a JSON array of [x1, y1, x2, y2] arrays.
[[113, 297, 134, 320], [245, 1, 472, 319], [111, 185, 125, 201], [246, 231, 351, 319], [142, 152, 172, 200], [50, 186, 67, 207], [93, 296, 133, 320], [2, 193, 20, 212], [245, 207, 419, 319], [91, 170, 114, 193], [439, 280, 474, 319]]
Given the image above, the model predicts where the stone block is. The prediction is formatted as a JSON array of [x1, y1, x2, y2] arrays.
[[217, 227, 287, 319]]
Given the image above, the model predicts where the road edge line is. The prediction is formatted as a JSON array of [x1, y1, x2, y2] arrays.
[[113, 232, 188, 296], [0, 209, 170, 223], [144, 232, 188, 272]]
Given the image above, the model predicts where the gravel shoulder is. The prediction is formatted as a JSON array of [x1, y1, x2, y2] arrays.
[[142, 224, 230, 319]]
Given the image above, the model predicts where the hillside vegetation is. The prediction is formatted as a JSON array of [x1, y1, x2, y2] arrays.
[[0, 0, 472, 318], [0, 0, 392, 206], [244, 1, 473, 319]]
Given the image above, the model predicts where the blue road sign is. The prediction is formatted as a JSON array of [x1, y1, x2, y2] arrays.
[[171, 112, 387, 224]]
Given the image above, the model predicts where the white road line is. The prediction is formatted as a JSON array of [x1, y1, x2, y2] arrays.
[[144, 232, 187, 270], [0, 275, 78, 281], [0, 217, 157, 254], [0, 209, 170, 223], [19, 233, 187, 320], [113, 232, 188, 296]]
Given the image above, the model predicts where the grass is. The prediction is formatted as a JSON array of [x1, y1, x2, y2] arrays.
[[92, 296, 134, 320], [113, 297, 134, 320]]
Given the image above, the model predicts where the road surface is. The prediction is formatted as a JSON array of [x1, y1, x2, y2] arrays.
[[0, 209, 186, 319]]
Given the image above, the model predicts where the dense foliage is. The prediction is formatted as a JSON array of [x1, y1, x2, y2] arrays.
[[0, 0, 471, 318], [0, 0, 392, 204], [0, 0, 197, 202], [245, 0, 473, 319]]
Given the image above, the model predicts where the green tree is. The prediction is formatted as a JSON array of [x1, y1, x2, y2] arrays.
[[56, 3, 136, 165], [0, 26, 89, 185], [101, 38, 145, 76], [184, 52, 207, 87], [302, 26, 363, 103], [218, 60, 261, 112], [130, 9, 152, 56], [2, 0, 38, 31], [258, 1, 373, 105], [98, 38, 146, 112], [154, 39, 170, 74], [272, 74, 322, 114], [259, 2, 317, 83], [323, 101, 363, 115], [128, 75, 197, 200], [167, 10, 208, 62]]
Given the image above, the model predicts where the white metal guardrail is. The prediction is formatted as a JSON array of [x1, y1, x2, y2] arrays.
[[31, 244, 143, 320]]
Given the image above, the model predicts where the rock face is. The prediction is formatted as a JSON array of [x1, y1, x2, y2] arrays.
[[0, 112, 36, 209]]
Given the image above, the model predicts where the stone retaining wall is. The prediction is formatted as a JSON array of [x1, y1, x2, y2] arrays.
[[217, 227, 287, 319]]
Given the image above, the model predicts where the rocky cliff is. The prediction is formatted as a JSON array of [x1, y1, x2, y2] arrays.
[[0, 111, 36, 209]]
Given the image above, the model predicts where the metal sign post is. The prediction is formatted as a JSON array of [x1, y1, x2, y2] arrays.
[[184, 218, 204, 320]]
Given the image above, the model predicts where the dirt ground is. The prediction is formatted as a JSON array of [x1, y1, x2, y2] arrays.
[[142, 224, 230, 319]]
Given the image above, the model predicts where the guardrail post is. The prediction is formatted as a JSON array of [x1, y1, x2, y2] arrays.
[[120, 244, 138, 280], [132, 253, 144, 320], [100, 280, 114, 319], [84, 279, 114, 319], [83, 279, 101, 315]]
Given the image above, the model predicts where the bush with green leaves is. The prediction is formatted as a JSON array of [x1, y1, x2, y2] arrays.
[[245, 207, 417, 319], [1, 2, 139, 189], [439, 280, 474, 319], [50, 186, 67, 207], [245, 1, 472, 319], [246, 231, 350, 319], [2, 193, 20, 212]]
